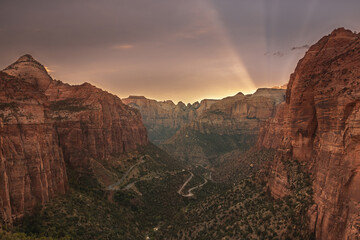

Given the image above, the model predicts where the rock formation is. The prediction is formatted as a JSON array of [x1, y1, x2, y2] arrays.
[[122, 96, 217, 144], [0, 55, 148, 224], [45, 82, 148, 172], [3, 54, 52, 91], [163, 88, 285, 165], [257, 28, 360, 240], [0, 71, 68, 224]]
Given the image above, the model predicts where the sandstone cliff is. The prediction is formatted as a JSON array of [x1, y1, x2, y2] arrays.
[[163, 88, 285, 165], [257, 28, 360, 240], [122, 96, 217, 144], [46, 82, 148, 172], [0, 71, 68, 224], [0, 55, 148, 224]]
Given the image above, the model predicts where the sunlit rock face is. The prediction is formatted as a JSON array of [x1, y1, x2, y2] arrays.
[[257, 28, 360, 240], [0, 55, 148, 224]]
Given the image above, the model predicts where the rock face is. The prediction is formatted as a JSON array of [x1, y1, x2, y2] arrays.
[[0, 55, 148, 224], [188, 89, 285, 135], [257, 28, 360, 240], [0, 72, 68, 224], [46, 83, 148, 172], [122, 96, 217, 144], [163, 89, 285, 165]]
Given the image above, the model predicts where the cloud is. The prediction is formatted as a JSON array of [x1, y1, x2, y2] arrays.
[[264, 45, 309, 58], [113, 44, 134, 50], [291, 44, 310, 51], [273, 51, 284, 57], [264, 51, 284, 57]]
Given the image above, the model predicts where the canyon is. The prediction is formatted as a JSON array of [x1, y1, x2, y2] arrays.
[[1, 28, 360, 240], [124, 89, 285, 165]]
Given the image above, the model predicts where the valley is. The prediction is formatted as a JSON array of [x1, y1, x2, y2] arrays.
[[1, 27, 360, 240]]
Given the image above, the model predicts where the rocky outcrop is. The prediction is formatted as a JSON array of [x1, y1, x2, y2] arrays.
[[122, 96, 217, 144], [163, 89, 285, 165], [0, 55, 148, 224], [257, 28, 360, 240]]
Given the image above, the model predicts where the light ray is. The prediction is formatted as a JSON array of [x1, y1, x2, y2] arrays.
[[199, 0, 257, 95]]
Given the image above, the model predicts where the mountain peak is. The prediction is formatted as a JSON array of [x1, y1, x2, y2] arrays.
[[16, 54, 37, 63], [329, 27, 357, 38], [2, 54, 52, 91]]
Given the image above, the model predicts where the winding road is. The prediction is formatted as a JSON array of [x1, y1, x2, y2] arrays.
[[183, 177, 208, 197], [177, 170, 210, 197], [177, 172, 194, 195]]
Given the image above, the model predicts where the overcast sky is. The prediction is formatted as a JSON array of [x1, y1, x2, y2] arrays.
[[1, 0, 359, 103]]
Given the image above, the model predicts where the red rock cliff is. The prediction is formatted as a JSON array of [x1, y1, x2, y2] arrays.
[[257, 28, 360, 240], [0, 55, 148, 224], [0, 72, 67, 224], [46, 82, 148, 172]]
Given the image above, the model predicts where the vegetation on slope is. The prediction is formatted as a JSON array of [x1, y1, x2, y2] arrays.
[[5, 146, 314, 240], [7, 144, 194, 239], [162, 129, 257, 166], [153, 150, 314, 240]]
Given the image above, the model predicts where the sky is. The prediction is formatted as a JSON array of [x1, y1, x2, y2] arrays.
[[0, 0, 360, 103]]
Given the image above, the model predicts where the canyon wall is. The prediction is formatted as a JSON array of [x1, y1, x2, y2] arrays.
[[0, 55, 148, 224], [257, 28, 360, 240], [163, 88, 285, 165], [122, 96, 217, 144], [45, 82, 148, 172], [0, 71, 68, 224]]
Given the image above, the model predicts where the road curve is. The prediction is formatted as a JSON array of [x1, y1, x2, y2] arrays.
[[178, 171, 209, 197], [177, 172, 194, 195], [184, 177, 208, 197]]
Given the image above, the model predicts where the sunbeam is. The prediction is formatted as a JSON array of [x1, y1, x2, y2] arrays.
[[200, 0, 257, 96]]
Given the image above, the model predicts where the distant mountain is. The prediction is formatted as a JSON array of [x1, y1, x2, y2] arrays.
[[162, 88, 285, 165], [122, 96, 218, 144]]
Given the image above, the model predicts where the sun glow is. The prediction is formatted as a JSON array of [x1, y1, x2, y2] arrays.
[[113, 44, 134, 49], [44, 66, 53, 73]]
